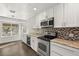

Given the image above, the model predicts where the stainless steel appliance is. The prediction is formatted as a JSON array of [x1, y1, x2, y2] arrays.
[[37, 32, 57, 56], [40, 17, 54, 28], [27, 35, 31, 46], [41, 20, 49, 27], [49, 17, 54, 27], [38, 39, 50, 56]]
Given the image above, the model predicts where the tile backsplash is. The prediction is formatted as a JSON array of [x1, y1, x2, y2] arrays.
[[41, 27, 79, 40]]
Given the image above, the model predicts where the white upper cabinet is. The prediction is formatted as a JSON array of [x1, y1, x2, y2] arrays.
[[63, 3, 77, 27], [54, 4, 64, 28], [74, 4, 79, 27], [46, 8, 54, 18], [31, 3, 79, 28], [34, 11, 47, 28], [34, 15, 41, 28], [39, 11, 46, 20], [54, 3, 79, 28]]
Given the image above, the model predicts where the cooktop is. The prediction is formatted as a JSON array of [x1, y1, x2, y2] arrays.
[[37, 35, 57, 41]]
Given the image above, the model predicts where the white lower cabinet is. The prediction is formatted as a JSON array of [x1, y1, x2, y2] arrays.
[[22, 34, 27, 44], [31, 37, 34, 48], [31, 37, 38, 52], [51, 51, 62, 56], [50, 42, 79, 56]]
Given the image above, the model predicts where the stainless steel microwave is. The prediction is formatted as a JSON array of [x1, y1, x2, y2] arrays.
[[40, 17, 54, 27]]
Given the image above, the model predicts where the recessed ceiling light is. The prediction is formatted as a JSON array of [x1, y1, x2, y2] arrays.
[[33, 8, 37, 11]]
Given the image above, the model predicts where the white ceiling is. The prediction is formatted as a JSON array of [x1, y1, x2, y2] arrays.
[[3, 3, 57, 20]]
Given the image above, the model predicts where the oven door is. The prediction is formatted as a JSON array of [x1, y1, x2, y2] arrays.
[[38, 39, 50, 56]]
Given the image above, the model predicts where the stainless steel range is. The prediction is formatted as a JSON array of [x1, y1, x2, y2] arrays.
[[37, 32, 57, 56]]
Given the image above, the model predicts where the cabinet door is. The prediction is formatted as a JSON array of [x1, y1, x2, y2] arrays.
[[34, 38, 38, 52], [39, 11, 46, 20], [22, 34, 27, 44], [34, 15, 41, 28], [31, 37, 34, 49], [54, 4, 64, 28], [64, 3, 77, 27], [51, 43, 73, 56], [31, 16, 37, 28], [75, 4, 79, 27], [46, 8, 54, 18], [50, 42, 62, 56], [50, 42, 79, 56], [50, 50, 61, 56], [31, 37, 38, 52]]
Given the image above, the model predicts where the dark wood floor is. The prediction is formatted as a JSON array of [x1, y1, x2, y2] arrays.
[[0, 41, 38, 56]]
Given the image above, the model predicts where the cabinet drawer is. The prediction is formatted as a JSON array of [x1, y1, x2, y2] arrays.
[[51, 42, 79, 56]]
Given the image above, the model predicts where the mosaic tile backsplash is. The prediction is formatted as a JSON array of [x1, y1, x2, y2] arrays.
[[41, 27, 79, 40]]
